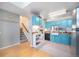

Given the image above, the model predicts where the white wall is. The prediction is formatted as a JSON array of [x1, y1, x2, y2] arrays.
[[0, 9, 20, 48], [27, 15, 32, 46]]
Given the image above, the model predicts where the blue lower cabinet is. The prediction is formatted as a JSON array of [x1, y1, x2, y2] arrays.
[[50, 34, 71, 45]]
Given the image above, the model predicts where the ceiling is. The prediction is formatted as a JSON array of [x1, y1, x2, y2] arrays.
[[0, 2, 79, 19]]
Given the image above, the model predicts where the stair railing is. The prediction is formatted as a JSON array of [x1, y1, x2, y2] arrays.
[[21, 23, 29, 33], [21, 23, 29, 40]]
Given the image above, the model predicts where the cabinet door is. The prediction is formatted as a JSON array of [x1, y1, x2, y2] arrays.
[[32, 16, 40, 25]]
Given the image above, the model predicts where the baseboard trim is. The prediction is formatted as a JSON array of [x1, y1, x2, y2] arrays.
[[0, 42, 20, 50]]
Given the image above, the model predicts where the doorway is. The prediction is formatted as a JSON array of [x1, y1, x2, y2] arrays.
[[19, 16, 29, 43]]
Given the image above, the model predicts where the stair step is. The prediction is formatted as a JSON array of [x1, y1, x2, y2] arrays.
[[20, 38, 27, 40], [20, 31, 28, 42], [20, 35, 26, 37], [20, 33, 24, 35], [20, 38, 27, 39], [20, 37, 26, 39], [21, 39, 28, 43], [20, 37, 27, 39]]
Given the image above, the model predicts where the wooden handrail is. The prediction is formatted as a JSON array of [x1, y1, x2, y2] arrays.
[[22, 23, 29, 33]]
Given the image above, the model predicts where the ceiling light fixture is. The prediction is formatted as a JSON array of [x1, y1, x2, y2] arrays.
[[48, 9, 66, 18]]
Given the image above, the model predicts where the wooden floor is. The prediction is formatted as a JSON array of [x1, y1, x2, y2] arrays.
[[0, 42, 49, 57], [38, 41, 75, 57]]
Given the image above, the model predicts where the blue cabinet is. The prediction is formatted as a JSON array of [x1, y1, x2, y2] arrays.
[[45, 18, 72, 29], [32, 16, 43, 25], [50, 34, 71, 45]]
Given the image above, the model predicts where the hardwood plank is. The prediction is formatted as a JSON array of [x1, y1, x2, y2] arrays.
[[0, 42, 49, 57]]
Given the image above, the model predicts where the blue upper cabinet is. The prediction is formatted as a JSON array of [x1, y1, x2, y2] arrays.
[[45, 18, 72, 29], [32, 16, 39, 25], [32, 16, 43, 25]]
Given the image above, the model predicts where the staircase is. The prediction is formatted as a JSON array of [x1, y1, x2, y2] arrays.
[[20, 28, 28, 43]]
